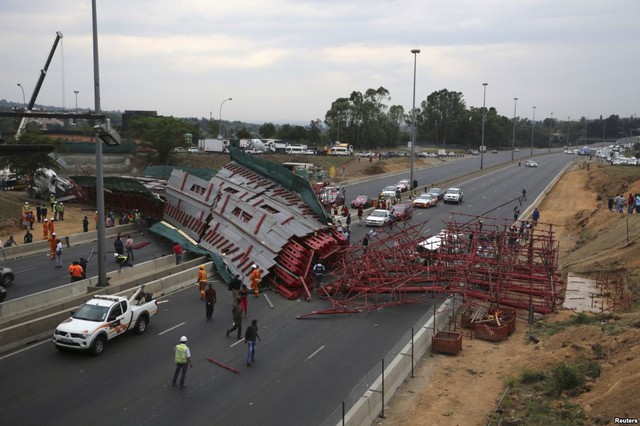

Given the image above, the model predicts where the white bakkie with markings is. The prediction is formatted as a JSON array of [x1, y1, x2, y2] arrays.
[[52, 287, 158, 356]]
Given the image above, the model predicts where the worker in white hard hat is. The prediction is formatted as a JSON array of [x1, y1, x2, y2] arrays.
[[172, 336, 192, 389], [250, 264, 261, 298]]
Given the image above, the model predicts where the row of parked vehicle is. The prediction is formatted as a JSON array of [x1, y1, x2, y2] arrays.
[[347, 181, 465, 228]]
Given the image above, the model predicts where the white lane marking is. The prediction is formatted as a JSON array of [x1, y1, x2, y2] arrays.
[[306, 345, 325, 361], [158, 322, 186, 335], [15, 267, 39, 274], [230, 339, 244, 347], [0, 339, 50, 361]]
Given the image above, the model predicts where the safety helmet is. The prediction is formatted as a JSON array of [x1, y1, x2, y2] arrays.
[[252, 264, 257, 269], [52, 232, 56, 236], [44, 218, 48, 222], [180, 336, 188, 342], [199, 265, 205, 269], [113, 253, 118, 258]]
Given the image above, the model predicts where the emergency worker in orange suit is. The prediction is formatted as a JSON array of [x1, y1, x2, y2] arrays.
[[47, 217, 55, 236], [43, 218, 49, 240], [250, 264, 261, 297], [48, 232, 58, 260], [197, 265, 208, 300]]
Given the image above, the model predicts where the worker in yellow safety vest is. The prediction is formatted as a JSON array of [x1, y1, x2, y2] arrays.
[[171, 336, 193, 389]]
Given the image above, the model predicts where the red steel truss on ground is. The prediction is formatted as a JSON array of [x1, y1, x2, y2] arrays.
[[298, 213, 561, 318]]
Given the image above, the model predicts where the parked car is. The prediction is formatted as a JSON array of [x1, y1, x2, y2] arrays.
[[318, 186, 345, 206], [524, 160, 538, 167], [491, 149, 498, 154], [351, 194, 373, 208], [427, 187, 444, 201], [443, 187, 463, 204], [395, 179, 411, 192], [412, 193, 438, 208], [390, 203, 413, 221], [380, 186, 397, 199], [366, 209, 392, 227]]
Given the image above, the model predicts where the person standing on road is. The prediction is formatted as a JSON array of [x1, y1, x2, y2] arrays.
[[172, 336, 193, 389], [82, 216, 89, 233], [226, 301, 243, 339], [114, 234, 124, 256], [521, 188, 527, 201], [69, 261, 83, 282], [250, 264, 261, 298], [55, 239, 63, 268], [513, 206, 520, 221], [172, 242, 183, 265], [204, 283, 217, 321], [313, 260, 325, 289], [36, 203, 42, 223], [79, 257, 88, 279], [58, 202, 65, 221], [125, 234, 134, 261], [357, 206, 363, 225], [244, 319, 261, 367], [47, 218, 55, 236], [362, 234, 369, 254], [239, 284, 249, 317], [197, 265, 208, 300], [48, 232, 58, 260]]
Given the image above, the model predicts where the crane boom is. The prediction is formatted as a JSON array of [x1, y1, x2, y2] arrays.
[[16, 31, 64, 139]]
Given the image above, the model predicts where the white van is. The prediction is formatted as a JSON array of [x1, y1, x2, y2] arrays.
[[330, 147, 352, 156], [285, 146, 307, 154]]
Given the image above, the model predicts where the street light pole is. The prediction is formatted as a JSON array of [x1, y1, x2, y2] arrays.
[[480, 83, 488, 170], [511, 97, 518, 161], [92, 0, 108, 287], [548, 112, 553, 153], [74, 90, 79, 112], [17, 83, 26, 107], [530, 106, 536, 157], [218, 97, 232, 138], [410, 48, 420, 198]]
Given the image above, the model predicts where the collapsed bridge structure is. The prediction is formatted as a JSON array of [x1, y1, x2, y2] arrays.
[[157, 147, 347, 300], [157, 148, 560, 316]]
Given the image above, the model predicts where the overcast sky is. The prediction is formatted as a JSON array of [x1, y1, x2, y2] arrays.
[[1, 0, 638, 125]]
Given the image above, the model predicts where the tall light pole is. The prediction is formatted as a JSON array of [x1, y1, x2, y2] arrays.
[[410, 48, 420, 198], [218, 97, 232, 138], [92, 0, 108, 287], [567, 116, 571, 147], [548, 112, 553, 153], [17, 83, 26, 107], [480, 83, 488, 170], [511, 97, 518, 161], [530, 106, 536, 157], [74, 90, 79, 111]]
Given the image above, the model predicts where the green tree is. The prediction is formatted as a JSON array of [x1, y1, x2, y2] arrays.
[[307, 119, 322, 145], [0, 132, 62, 182], [417, 89, 466, 146], [236, 128, 252, 139], [259, 122, 277, 138], [127, 116, 195, 164]]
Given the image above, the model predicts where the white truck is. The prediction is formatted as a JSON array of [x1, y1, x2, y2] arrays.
[[52, 287, 158, 356], [198, 138, 227, 153]]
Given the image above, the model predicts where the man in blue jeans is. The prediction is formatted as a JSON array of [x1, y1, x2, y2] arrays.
[[172, 336, 193, 389], [244, 319, 261, 367]]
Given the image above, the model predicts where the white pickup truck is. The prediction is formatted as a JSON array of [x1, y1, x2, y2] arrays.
[[52, 288, 158, 356]]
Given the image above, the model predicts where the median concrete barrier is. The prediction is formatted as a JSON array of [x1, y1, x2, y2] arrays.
[[0, 223, 140, 261], [339, 296, 456, 426]]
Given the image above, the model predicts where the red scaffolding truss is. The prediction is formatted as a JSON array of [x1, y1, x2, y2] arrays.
[[298, 213, 562, 318]]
